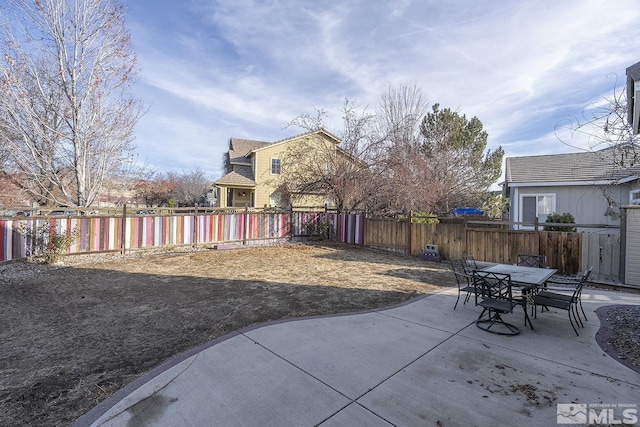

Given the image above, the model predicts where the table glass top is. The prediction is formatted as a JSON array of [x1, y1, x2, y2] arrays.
[[483, 264, 557, 286]]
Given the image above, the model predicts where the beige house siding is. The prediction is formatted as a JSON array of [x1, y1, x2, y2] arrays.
[[511, 183, 635, 227], [253, 132, 340, 208], [215, 129, 344, 209], [253, 144, 287, 208]]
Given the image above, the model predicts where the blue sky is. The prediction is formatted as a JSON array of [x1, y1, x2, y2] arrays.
[[125, 0, 640, 182]]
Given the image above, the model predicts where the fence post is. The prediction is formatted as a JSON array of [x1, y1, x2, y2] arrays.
[[289, 207, 294, 241], [121, 204, 127, 255], [363, 212, 367, 246], [243, 206, 248, 245], [407, 210, 412, 255], [193, 205, 198, 249]]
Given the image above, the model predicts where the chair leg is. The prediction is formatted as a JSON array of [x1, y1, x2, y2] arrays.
[[572, 305, 584, 328], [568, 309, 579, 336], [578, 299, 587, 322], [463, 291, 472, 305], [454, 291, 461, 310]]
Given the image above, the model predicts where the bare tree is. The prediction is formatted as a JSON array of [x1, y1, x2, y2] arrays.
[[375, 84, 431, 213], [284, 86, 502, 215], [174, 168, 210, 206], [557, 80, 639, 169], [377, 84, 428, 153], [0, 0, 144, 208], [283, 101, 386, 212], [556, 79, 640, 217], [133, 171, 178, 208]]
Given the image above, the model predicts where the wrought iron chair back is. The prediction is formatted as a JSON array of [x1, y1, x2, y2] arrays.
[[533, 271, 588, 335], [516, 254, 546, 268], [473, 271, 515, 308], [472, 270, 521, 335], [450, 258, 475, 309]]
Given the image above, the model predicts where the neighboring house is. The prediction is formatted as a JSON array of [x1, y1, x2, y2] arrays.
[[504, 146, 640, 230], [215, 129, 344, 209], [627, 60, 640, 135]]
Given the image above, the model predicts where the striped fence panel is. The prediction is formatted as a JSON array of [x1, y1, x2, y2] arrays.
[[291, 212, 365, 245], [0, 211, 355, 262], [291, 211, 321, 236]]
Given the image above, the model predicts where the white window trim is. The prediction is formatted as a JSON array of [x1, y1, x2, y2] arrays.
[[630, 189, 640, 205], [270, 157, 281, 175], [518, 193, 556, 229]]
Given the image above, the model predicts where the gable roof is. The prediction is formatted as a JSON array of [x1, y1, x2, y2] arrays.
[[250, 128, 341, 154], [228, 138, 270, 165], [506, 147, 640, 185], [215, 166, 256, 186]]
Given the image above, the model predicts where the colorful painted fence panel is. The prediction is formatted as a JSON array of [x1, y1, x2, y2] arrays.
[[0, 212, 288, 262], [290, 212, 364, 245], [0, 220, 24, 261], [0, 217, 124, 261], [0, 211, 358, 262]]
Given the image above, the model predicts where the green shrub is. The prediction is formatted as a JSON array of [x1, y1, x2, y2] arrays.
[[544, 213, 576, 232], [481, 193, 509, 218], [411, 212, 440, 224]]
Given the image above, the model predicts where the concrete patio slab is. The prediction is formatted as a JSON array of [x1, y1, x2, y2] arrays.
[[357, 333, 640, 426], [87, 335, 351, 426], [318, 402, 394, 426], [244, 309, 452, 399], [378, 292, 478, 333], [76, 288, 640, 427]]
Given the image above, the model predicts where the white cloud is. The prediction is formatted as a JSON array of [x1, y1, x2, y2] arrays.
[[127, 0, 640, 177]]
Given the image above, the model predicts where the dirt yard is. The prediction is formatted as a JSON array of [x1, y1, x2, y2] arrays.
[[0, 243, 454, 427]]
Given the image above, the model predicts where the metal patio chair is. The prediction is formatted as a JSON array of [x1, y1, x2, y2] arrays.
[[532, 271, 589, 336], [450, 258, 475, 309], [537, 266, 593, 323], [473, 270, 520, 335]]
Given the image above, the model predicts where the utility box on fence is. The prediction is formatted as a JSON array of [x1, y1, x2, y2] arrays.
[[420, 244, 441, 262]]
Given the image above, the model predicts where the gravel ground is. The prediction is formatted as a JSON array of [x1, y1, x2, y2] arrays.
[[595, 304, 640, 374]]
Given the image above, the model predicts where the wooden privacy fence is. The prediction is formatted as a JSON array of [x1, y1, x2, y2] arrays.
[[366, 217, 615, 279], [0, 209, 620, 283]]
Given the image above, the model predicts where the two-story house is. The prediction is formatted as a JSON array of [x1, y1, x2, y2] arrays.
[[215, 129, 346, 209]]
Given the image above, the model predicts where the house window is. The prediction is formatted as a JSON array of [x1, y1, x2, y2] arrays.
[[271, 158, 281, 175], [631, 189, 640, 205], [521, 194, 554, 224]]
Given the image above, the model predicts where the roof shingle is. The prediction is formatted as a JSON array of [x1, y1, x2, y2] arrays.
[[229, 138, 269, 165], [506, 147, 640, 184], [215, 166, 256, 186]]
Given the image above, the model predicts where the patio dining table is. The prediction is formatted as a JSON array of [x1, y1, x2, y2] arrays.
[[482, 264, 557, 287], [477, 263, 557, 331]]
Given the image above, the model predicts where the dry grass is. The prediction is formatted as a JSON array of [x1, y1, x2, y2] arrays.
[[0, 242, 454, 426]]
